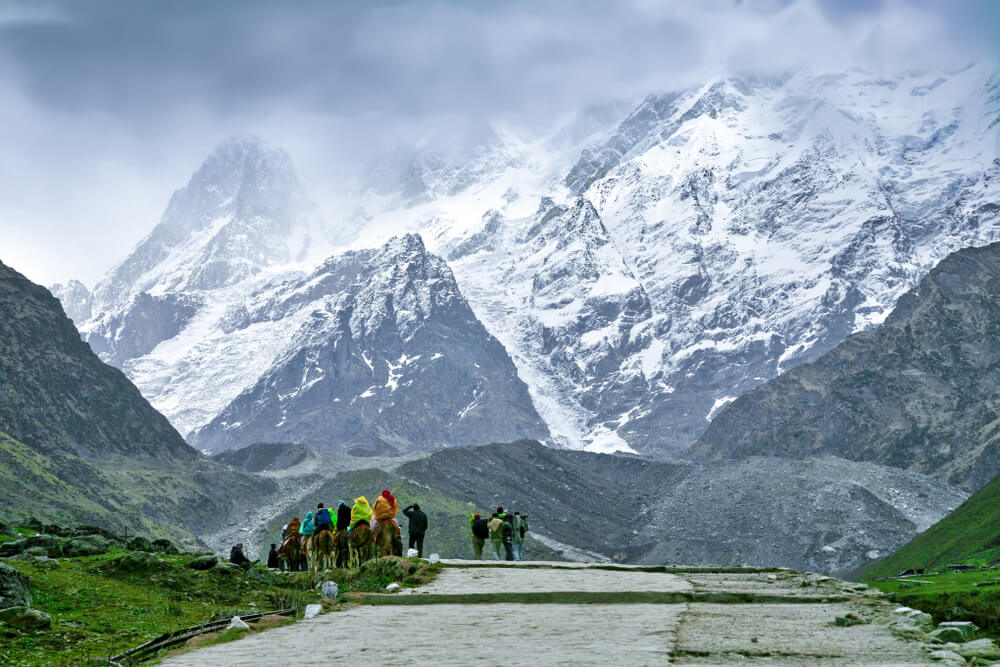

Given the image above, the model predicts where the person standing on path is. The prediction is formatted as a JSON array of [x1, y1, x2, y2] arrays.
[[501, 513, 515, 561], [470, 513, 488, 559], [402, 503, 428, 558], [512, 512, 527, 561], [488, 511, 505, 559], [266, 543, 279, 569]]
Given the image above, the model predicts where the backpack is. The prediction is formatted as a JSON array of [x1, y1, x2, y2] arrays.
[[500, 521, 514, 541], [316, 508, 332, 528], [472, 518, 489, 539]]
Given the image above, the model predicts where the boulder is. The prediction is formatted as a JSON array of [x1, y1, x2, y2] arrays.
[[127, 536, 153, 552], [152, 538, 179, 555], [116, 550, 158, 571], [0, 605, 50, 630], [926, 649, 966, 666], [186, 554, 218, 571], [934, 621, 980, 642], [0, 563, 32, 609], [930, 626, 973, 644], [64, 535, 109, 557], [23, 534, 65, 557], [956, 638, 1000, 661], [835, 613, 867, 627], [23, 547, 49, 558]]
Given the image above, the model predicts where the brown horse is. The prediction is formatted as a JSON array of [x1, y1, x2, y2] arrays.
[[311, 529, 335, 572], [280, 535, 302, 572], [373, 521, 399, 558], [334, 529, 350, 568], [348, 523, 373, 568]]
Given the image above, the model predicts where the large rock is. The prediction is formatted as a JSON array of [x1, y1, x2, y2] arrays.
[[65, 535, 109, 557], [115, 550, 159, 572], [956, 638, 1000, 660], [0, 534, 67, 558], [0, 562, 32, 609], [152, 538, 179, 555], [0, 605, 50, 630], [186, 554, 218, 571]]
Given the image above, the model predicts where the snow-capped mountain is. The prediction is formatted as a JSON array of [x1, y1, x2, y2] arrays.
[[190, 233, 549, 454], [49, 279, 92, 326], [67, 64, 1000, 455], [392, 65, 1000, 452]]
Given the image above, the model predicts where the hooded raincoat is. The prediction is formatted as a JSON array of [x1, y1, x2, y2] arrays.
[[300, 511, 316, 536], [351, 497, 373, 527], [372, 489, 398, 521]]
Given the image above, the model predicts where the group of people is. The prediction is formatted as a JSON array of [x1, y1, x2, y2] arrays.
[[470, 507, 528, 561], [265, 491, 429, 571]]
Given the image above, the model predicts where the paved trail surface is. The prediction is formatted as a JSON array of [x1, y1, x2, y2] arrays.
[[161, 561, 933, 665]]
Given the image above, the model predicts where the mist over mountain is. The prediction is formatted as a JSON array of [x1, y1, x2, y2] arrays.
[[56, 63, 1000, 459]]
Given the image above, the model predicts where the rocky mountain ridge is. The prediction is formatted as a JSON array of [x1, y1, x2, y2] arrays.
[[189, 233, 548, 454], [691, 241, 1000, 492], [0, 259, 277, 544]]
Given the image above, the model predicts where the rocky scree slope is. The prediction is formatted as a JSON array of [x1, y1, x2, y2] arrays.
[[211, 441, 316, 473], [856, 466, 1000, 579], [395, 440, 965, 573], [189, 234, 548, 454], [0, 260, 275, 542], [692, 241, 1000, 492]]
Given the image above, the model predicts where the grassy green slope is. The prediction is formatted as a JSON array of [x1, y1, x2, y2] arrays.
[[0, 430, 274, 549], [857, 469, 1000, 579]]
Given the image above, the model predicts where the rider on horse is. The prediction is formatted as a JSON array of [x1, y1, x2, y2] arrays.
[[350, 496, 373, 531], [371, 489, 399, 532]]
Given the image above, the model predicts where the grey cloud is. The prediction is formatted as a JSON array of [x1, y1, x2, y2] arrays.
[[0, 0, 992, 286]]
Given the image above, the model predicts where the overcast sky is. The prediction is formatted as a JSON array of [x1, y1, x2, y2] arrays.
[[0, 0, 996, 286]]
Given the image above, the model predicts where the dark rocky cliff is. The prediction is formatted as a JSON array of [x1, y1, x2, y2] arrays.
[[691, 241, 1000, 491]]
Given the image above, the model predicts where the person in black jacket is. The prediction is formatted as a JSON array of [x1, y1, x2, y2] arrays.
[[229, 543, 250, 566], [266, 543, 279, 569], [336, 501, 352, 532], [402, 503, 428, 558]]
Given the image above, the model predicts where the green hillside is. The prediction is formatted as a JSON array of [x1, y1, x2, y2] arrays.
[[856, 469, 1000, 579], [0, 429, 274, 549]]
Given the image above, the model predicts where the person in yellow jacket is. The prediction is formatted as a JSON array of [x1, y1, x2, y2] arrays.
[[350, 496, 373, 532]]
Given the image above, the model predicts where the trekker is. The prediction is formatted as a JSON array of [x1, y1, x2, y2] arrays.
[[512, 512, 527, 561], [372, 489, 401, 554], [336, 500, 352, 531], [267, 543, 279, 569], [301, 511, 316, 539], [229, 543, 250, 566], [315, 503, 333, 534], [488, 512, 505, 559], [470, 513, 489, 559], [350, 496, 373, 530], [501, 514, 515, 561], [402, 503, 428, 558]]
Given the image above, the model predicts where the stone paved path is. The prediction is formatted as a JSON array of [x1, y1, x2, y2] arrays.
[[161, 562, 933, 666]]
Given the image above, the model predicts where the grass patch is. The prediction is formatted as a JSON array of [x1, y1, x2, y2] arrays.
[[0, 547, 319, 666], [867, 567, 1000, 637]]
